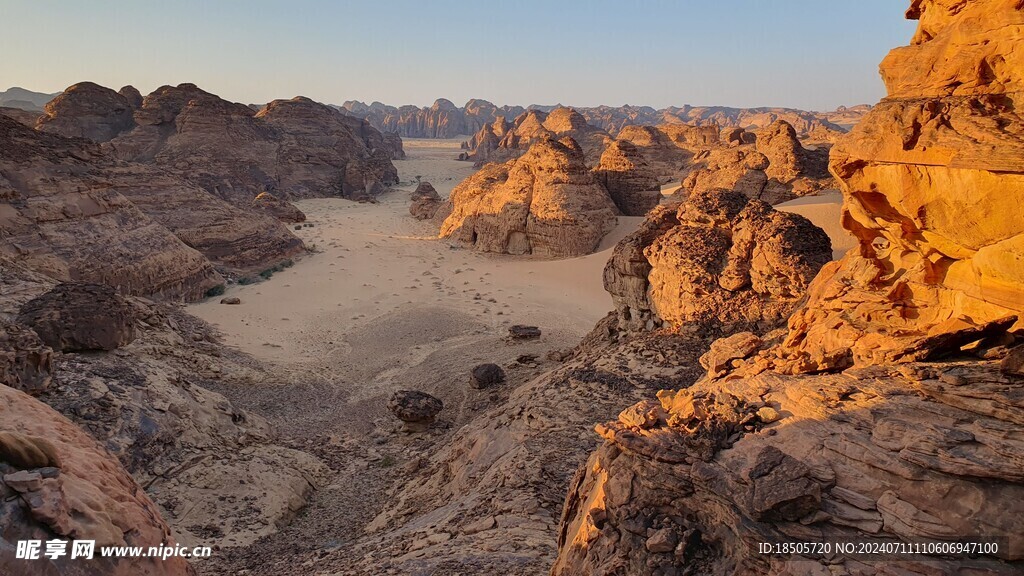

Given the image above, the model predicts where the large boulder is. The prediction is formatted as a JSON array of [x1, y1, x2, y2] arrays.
[[593, 140, 662, 216], [388, 390, 443, 431], [603, 188, 832, 332], [0, 385, 192, 576], [440, 137, 618, 257], [17, 283, 137, 352], [409, 181, 443, 220]]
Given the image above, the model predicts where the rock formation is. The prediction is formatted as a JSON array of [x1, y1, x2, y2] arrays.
[[35, 84, 396, 204], [35, 81, 138, 142], [0, 113, 303, 299], [341, 97, 856, 141], [461, 108, 612, 166], [409, 181, 443, 220], [0, 323, 53, 395], [440, 137, 618, 257], [389, 390, 444, 431], [252, 192, 307, 223], [593, 140, 663, 216], [679, 120, 833, 204], [552, 3, 1024, 574], [603, 188, 832, 332], [0, 385, 193, 576], [17, 283, 137, 352], [0, 114, 223, 300]]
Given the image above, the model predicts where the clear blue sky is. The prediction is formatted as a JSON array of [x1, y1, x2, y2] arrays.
[[1, 0, 916, 110]]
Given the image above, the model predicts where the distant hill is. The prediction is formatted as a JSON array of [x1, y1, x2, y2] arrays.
[[0, 87, 60, 110]]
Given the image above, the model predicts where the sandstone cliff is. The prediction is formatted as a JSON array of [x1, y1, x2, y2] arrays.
[[36, 81, 138, 142], [340, 98, 525, 138], [0, 115, 223, 301], [75, 84, 401, 204], [552, 3, 1024, 574], [440, 137, 618, 257], [0, 114, 304, 297]]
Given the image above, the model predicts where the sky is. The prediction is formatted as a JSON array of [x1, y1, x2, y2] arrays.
[[0, 1, 917, 111]]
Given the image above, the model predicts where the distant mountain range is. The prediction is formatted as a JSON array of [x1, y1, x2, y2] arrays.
[[336, 99, 873, 140], [0, 87, 60, 111], [2, 86, 871, 141]]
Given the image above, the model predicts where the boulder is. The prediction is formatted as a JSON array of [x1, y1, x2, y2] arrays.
[[17, 284, 137, 352], [508, 325, 542, 340], [409, 181, 443, 220], [388, 390, 443, 431], [470, 363, 506, 389]]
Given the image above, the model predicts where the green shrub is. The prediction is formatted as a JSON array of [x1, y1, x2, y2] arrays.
[[238, 277, 256, 285], [205, 284, 226, 298], [259, 269, 274, 280]]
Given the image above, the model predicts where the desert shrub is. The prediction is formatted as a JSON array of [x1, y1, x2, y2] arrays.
[[205, 284, 226, 298]]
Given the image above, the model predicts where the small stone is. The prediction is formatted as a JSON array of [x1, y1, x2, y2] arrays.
[[220, 297, 241, 305], [756, 406, 781, 423], [3, 470, 44, 492], [645, 527, 677, 553], [508, 325, 542, 340]]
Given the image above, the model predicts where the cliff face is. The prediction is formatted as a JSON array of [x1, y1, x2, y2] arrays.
[[340, 98, 525, 138], [0, 115, 222, 301], [552, 2, 1024, 574], [99, 86, 398, 204], [440, 137, 618, 257]]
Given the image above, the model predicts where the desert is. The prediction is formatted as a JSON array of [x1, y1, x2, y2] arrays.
[[2, 1, 1023, 575]]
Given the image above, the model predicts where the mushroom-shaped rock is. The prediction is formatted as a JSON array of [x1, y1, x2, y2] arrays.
[[388, 390, 443, 431], [17, 283, 137, 352], [470, 363, 506, 389]]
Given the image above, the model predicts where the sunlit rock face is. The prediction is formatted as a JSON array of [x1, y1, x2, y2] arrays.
[[440, 136, 618, 258], [551, 3, 1024, 575], [778, 0, 1024, 372]]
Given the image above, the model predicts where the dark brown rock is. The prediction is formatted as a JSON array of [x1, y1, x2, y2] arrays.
[[17, 283, 137, 352], [470, 363, 506, 389], [388, 390, 443, 431]]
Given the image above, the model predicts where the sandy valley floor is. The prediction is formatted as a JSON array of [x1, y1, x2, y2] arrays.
[[186, 139, 851, 573]]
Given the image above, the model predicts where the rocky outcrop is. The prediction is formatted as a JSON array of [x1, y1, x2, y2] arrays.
[[0, 113, 303, 297], [461, 108, 612, 166], [679, 120, 833, 204], [17, 283, 137, 352], [36, 82, 138, 142], [409, 181, 443, 220], [0, 323, 53, 395], [552, 3, 1024, 574], [593, 140, 662, 216], [440, 137, 618, 257], [252, 192, 307, 223], [382, 131, 405, 159], [0, 385, 193, 576], [603, 188, 832, 332], [0, 114, 223, 300], [98, 85, 397, 204]]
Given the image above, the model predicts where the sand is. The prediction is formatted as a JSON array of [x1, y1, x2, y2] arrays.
[[776, 192, 854, 259]]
